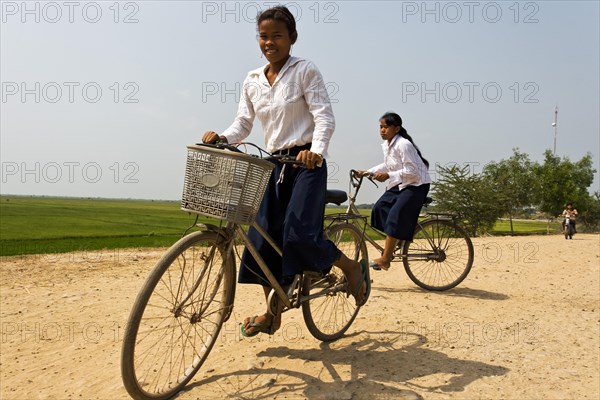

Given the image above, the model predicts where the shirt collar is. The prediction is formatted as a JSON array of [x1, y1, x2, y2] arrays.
[[249, 56, 303, 82], [381, 134, 401, 150]]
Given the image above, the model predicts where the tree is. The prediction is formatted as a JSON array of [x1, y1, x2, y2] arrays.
[[432, 164, 504, 236], [483, 149, 538, 235], [533, 150, 596, 218], [578, 192, 600, 232]]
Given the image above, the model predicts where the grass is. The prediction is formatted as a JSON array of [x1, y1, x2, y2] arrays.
[[492, 219, 562, 236], [0, 196, 565, 257], [0, 195, 220, 257], [325, 208, 562, 237]]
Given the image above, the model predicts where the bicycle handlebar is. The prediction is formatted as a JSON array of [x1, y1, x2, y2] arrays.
[[264, 154, 304, 166], [195, 140, 242, 153], [350, 169, 378, 189], [196, 140, 304, 166]]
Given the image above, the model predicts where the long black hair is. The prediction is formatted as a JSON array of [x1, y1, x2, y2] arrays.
[[380, 112, 429, 168]]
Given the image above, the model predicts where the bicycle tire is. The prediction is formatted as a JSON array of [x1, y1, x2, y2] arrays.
[[302, 223, 367, 341], [121, 230, 236, 400], [402, 219, 474, 291]]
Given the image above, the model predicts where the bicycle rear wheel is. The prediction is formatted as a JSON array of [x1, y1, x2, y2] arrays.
[[121, 230, 235, 400], [302, 223, 367, 341], [403, 219, 473, 291]]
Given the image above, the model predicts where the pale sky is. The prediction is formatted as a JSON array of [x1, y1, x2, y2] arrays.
[[1, 0, 599, 204]]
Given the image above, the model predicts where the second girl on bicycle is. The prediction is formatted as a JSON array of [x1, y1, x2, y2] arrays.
[[357, 112, 432, 271]]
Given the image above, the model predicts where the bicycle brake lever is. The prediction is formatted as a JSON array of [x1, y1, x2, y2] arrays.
[[367, 176, 379, 188], [350, 169, 362, 188], [264, 154, 304, 165]]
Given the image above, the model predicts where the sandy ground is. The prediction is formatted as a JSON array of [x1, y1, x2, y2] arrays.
[[1, 233, 599, 400]]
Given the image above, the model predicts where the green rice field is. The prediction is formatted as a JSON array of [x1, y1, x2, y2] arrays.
[[492, 219, 561, 235], [0, 196, 211, 257], [0, 195, 561, 257]]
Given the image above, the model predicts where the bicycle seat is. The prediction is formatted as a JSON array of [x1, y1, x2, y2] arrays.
[[424, 197, 433, 206], [326, 190, 347, 205]]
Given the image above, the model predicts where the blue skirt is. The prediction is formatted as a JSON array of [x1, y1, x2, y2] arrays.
[[371, 184, 430, 241], [238, 159, 341, 286]]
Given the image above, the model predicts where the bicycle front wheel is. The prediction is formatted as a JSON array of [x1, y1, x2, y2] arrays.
[[121, 230, 236, 400], [302, 222, 367, 341], [403, 219, 474, 291]]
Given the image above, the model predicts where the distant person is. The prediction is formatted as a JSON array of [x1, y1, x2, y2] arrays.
[[201, 6, 369, 337], [560, 202, 578, 233], [356, 112, 432, 271]]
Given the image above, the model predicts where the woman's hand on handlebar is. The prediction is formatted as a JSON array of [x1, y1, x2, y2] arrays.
[[355, 170, 388, 182], [202, 131, 228, 144], [354, 170, 375, 179], [352, 170, 380, 187], [370, 172, 388, 182], [296, 150, 323, 170]]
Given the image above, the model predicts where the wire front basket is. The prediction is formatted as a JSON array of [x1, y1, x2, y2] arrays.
[[181, 144, 275, 224]]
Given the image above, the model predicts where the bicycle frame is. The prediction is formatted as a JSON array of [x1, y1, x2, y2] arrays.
[[206, 216, 346, 316], [182, 143, 337, 313], [186, 147, 365, 316], [234, 222, 292, 308], [199, 220, 293, 311], [325, 171, 396, 258], [327, 170, 461, 263]]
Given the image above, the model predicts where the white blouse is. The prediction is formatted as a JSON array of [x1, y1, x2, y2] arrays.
[[221, 56, 335, 157], [367, 135, 432, 190]]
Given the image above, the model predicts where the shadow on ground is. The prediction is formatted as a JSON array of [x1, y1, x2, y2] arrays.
[[376, 285, 509, 301], [182, 330, 509, 399]]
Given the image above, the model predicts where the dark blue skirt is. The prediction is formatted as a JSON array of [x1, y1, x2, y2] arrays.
[[238, 159, 341, 286], [371, 183, 430, 241]]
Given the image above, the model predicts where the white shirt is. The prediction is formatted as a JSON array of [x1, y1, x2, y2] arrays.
[[221, 56, 335, 157], [367, 135, 432, 190]]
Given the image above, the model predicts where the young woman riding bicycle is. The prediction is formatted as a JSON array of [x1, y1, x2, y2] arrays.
[[356, 112, 432, 271], [201, 6, 369, 337]]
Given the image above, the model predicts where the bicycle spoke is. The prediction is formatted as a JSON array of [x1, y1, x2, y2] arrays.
[[122, 231, 234, 399], [303, 223, 364, 341], [403, 219, 473, 291]]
